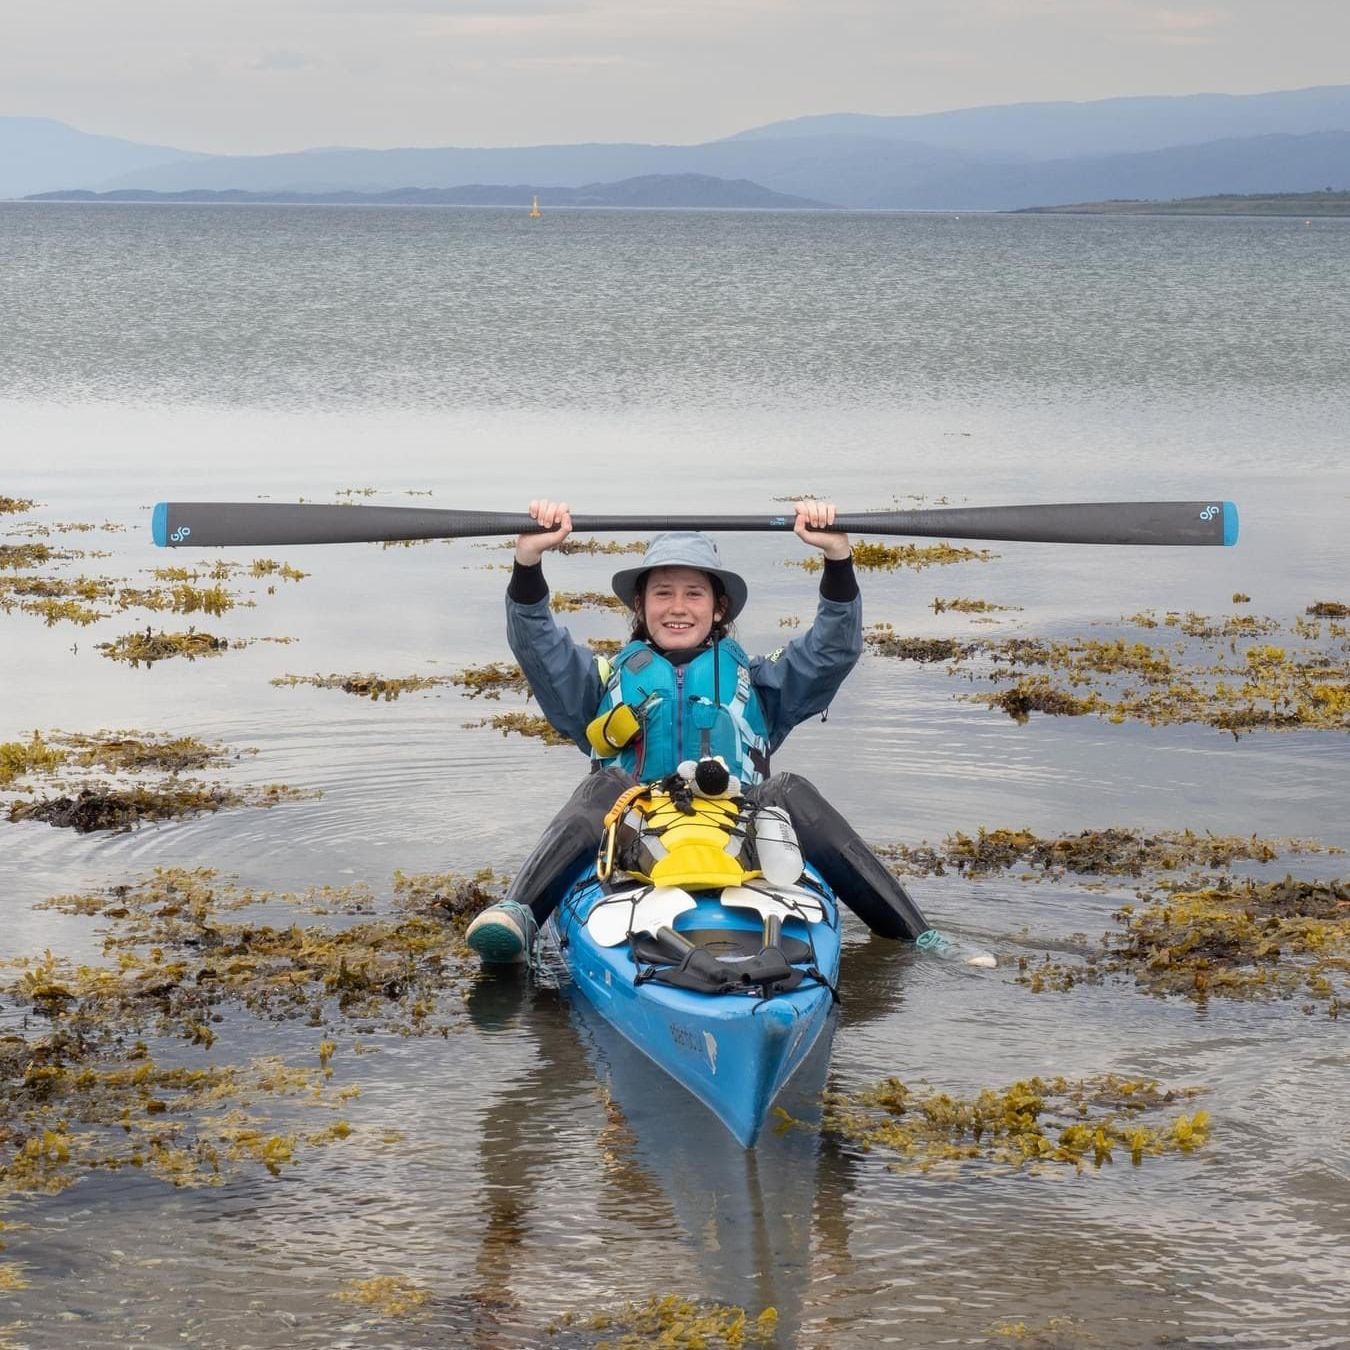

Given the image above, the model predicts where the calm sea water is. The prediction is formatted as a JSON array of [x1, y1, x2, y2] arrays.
[[1, 203, 1347, 1348]]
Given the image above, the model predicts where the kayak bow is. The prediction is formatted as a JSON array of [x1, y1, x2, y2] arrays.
[[549, 866, 842, 1148]]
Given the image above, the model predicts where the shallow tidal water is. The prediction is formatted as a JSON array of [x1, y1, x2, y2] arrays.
[[1, 203, 1348, 1348]]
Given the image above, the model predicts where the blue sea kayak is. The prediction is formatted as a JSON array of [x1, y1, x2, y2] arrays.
[[549, 865, 842, 1148]]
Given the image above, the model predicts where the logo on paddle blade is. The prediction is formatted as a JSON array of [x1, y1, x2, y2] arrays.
[[170, 525, 192, 543], [1199, 506, 1218, 521]]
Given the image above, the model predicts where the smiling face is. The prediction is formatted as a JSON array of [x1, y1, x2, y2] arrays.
[[636, 565, 727, 651]]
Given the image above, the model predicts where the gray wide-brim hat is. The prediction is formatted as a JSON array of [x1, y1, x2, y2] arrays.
[[611, 532, 748, 622]]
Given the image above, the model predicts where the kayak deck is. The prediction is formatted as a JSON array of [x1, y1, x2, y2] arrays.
[[550, 867, 842, 1147]]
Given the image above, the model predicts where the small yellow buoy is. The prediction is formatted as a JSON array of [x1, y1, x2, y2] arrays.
[[529, 195, 541, 219]]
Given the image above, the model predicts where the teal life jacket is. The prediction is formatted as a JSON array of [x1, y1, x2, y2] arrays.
[[593, 639, 772, 785]]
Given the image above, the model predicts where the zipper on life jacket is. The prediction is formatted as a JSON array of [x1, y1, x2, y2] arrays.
[[675, 666, 685, 764]]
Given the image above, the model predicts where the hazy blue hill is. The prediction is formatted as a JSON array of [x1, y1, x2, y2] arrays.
[[562, 173, 828, 208], [108, 129, 1344, 211], [27, 174, 831, 210], [727, 84, 1350, 159], [93, 142, 686, 194], [16, 84, 1350, 210], [674, 136, 976, 207], [0, 116, 203, 198], [900, 131, 1350, 211], [90, 133, 972, 201]]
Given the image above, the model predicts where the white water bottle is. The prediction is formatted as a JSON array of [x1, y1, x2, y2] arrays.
[[753, 807, 804, 886]]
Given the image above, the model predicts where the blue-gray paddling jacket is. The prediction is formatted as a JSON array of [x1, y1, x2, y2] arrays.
[[504, 588, 863, 784]]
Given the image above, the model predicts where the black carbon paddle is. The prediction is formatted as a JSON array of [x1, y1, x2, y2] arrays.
[[152, 500, 1239, 548]]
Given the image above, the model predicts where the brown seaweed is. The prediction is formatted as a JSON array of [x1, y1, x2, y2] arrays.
[[271, 672, 449, 701], [8, 782, 310, 833], [554, 1294, 778, 1347], [447, 662, 530, 700], [876, 826, 1322, 879], [465, 713, 572, 746], [810, 1073, 1209, 1173], [96, 629, 230, 666], [550, 590, 629, 613], [796, 541, 996, 572], [1017, 875, 1348, 1015]]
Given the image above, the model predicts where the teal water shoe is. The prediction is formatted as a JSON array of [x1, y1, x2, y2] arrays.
[[466, 900, 540, 964]]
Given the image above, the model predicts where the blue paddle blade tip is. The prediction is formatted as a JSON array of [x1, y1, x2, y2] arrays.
[[1222, 501, 1239, 547], [151, 502, 168, 547]]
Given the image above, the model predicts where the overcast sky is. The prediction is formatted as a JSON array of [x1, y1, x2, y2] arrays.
[[6, 0, 1348, 155]]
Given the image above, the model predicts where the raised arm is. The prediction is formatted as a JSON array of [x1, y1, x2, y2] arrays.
[[751, 502, 862, 748], [504, 498, 603, 753]]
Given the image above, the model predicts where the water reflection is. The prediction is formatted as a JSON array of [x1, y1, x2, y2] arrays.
[[462, 961, 838, 1346], [449, 930, 970, 1346]]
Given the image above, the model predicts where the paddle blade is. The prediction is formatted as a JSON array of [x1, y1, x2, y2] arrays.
[[152, 502, 537, 547], [721, 884, 826, 926], [586, 886, 696, 947], [586, 886, 649, 947], [825, 501, 1239, 547]]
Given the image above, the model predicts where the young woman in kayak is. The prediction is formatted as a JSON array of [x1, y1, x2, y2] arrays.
[[466, 497, 934, 963]]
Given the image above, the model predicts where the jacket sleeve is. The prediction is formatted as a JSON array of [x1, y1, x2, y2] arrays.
[[748, 591, 863, 750], [505, 593, 605, 754]]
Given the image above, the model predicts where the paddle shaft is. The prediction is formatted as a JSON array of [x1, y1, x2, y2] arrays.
[[153, 500, 1238, 548]]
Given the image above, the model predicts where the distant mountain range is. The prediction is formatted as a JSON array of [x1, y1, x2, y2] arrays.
[[726, 84, 1350, 158], [0, 117, 208, 199], [5, 84, 1349, 210], [26, 174, 829, 211]]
